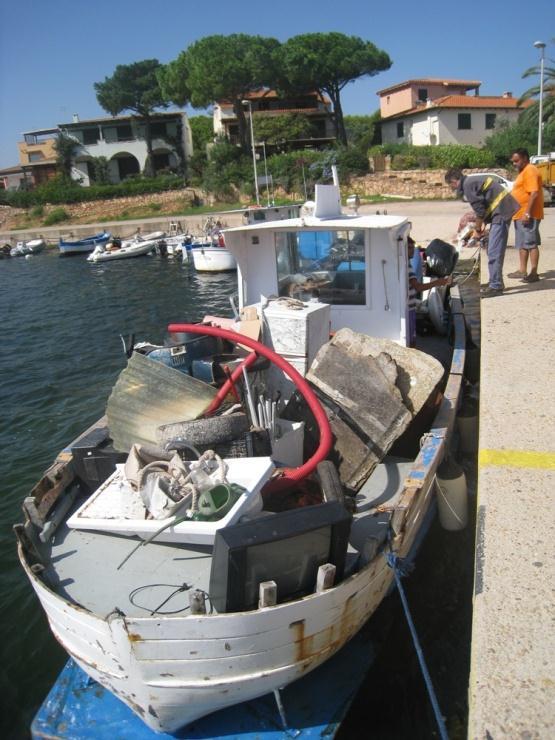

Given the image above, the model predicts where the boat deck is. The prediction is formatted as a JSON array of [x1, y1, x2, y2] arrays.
[[42, 457, 413, 618]]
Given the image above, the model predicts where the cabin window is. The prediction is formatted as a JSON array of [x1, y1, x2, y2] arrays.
[[485, 113, 496, 130], [458, 113, 471, 130], [275, 230, 366, 305]]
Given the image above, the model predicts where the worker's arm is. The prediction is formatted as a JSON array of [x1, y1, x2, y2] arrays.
[[410, 275, 452, 293], [523, 189, 538, 224]]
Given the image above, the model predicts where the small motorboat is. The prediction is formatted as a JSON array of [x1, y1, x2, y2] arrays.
[[87, 232, 166, 263], [59, 231, 111, 256], [10, 238, 46, 256]]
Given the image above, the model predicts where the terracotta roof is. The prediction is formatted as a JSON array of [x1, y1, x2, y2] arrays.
[[432, 95, 531, 109], [383, 95, 533, 119], [377, 78, 481, 95], [217, 89, 331, 106]]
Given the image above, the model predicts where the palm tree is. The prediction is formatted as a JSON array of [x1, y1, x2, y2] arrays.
[[518, 40, 555, 136]]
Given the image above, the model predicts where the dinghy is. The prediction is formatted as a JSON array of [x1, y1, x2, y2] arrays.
[[17, 170, 468, 734], [87, 231, 165, 263]]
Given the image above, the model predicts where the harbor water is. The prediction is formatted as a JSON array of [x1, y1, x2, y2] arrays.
[[0, 249, 477, 739], [0, 251, 236, 738]]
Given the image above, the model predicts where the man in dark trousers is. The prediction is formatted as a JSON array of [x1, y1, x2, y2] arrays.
[[445, 168, 519, 296]]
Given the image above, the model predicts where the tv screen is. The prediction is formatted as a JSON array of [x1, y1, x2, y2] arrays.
[[209, 502, 351, 613]]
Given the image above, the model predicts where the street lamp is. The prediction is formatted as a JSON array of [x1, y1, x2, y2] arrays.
[[242, 99, 260, 205], [261, 141, 271, 207], [533, 40, 546, 156]]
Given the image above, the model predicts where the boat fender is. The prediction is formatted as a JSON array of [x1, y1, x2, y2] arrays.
[[435, 458, 468, 531]]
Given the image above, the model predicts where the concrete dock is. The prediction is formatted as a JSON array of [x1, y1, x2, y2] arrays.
[[469, 208, 555, 738]]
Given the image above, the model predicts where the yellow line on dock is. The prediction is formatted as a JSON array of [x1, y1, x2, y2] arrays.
[[479, 449, 555, 470]]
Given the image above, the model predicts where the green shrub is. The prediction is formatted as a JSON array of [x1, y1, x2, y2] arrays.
[[30, 205, 44, 217], [43, 208, 70, 225], [369, 143, 495, 170], [3, 173, 185, 208]]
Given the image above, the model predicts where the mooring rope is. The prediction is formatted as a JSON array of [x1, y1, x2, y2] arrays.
[[386, 552, 449, 740]]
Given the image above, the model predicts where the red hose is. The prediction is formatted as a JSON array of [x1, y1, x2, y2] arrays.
[[204, 352, 258, 415], [168, 323, 333, 485]]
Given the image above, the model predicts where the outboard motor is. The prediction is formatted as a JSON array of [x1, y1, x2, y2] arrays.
[[425, 239, 458, 277]]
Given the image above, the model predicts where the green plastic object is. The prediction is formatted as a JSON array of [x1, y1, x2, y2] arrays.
[[192, 483, 245, 521]]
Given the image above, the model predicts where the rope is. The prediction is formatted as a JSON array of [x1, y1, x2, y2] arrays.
[[386, 552, 449, 740]]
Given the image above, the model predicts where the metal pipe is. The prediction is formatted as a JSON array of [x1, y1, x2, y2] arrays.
[[534, 41, 546, 156]]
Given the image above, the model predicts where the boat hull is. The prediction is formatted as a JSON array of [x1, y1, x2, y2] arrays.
[[87, 241, 157, 262], [191, 245, 237, 272], [22, 532, 420, 733]]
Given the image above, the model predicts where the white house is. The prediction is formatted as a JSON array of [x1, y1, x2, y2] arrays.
[[58, 111, 193, 185], [377, 78, 532, 147]]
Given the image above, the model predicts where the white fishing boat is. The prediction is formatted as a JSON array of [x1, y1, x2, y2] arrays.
[[190, 239, 237, 271], [87, 231, 165, 263], [16, 171, 469, 734]]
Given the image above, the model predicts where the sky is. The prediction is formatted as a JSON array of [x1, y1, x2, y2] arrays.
[[0, 0, 553, 169]]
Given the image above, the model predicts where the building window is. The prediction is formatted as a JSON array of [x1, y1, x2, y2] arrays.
[[150, 122, 167, 138], [397, 121, 404, 138], [116, 124, 133, 141], [485, 113, 496, 130], [418, 88, 428, 102], [83, 128, 99, 145], [153, 152, 170, 171], [28, 152, 44, 162], [458, 113, 471, 130]]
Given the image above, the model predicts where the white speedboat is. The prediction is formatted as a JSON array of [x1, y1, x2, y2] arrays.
[[87, 232, 165, 263], [17, 171, 469, 734]]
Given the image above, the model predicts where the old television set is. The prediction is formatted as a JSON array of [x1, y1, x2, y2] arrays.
[[209, 501, 352, 613]]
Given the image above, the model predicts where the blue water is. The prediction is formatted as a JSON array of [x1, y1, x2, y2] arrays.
[[0, 250, 236, 737]]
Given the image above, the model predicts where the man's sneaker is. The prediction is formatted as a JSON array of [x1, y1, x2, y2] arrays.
[[480, 287, 504, 297], [507, 270, 526, 278]]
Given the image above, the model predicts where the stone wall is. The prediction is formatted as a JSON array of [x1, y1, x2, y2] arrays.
[[349, 168, 510, 200]]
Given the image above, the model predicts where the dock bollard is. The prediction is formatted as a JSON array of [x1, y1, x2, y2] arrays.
[[435, 458, 468, 531]]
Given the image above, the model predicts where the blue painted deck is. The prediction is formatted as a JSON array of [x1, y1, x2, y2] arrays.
[[32, 624, 376, 739]]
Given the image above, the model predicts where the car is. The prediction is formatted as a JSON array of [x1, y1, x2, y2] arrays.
[[463, 172, 552, 206]]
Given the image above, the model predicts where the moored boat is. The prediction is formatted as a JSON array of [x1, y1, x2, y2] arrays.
[[59, 231, 112, 256], [17, 172, 469, 735], [87, 231, 165, 263], [10, 238, 46, 256]]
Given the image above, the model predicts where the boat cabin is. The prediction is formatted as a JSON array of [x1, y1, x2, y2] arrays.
[[224, 184, 411, 345]]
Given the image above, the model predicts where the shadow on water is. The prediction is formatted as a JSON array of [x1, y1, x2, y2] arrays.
[[338, 261, 480, 740]]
